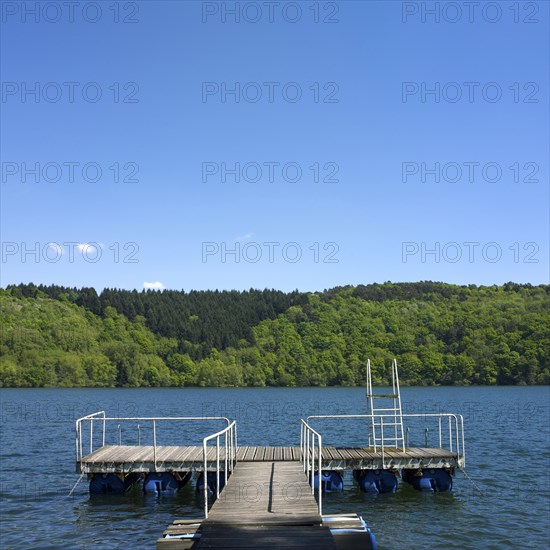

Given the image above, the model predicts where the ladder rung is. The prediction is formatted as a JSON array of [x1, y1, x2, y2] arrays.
[[367, 394, 399, 399], [372, 408, 400, 411]]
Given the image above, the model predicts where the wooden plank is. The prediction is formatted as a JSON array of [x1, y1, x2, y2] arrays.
[[104, 445, 136, 462], [247, 447, 259, 461], [238, 446, 249, 461], [81, 445, 117, 463], [282, 447, 292, 461], [332, 448, 354, 461], [176, 446, 200, 462], [203, 516, 324, 526], [120, 446, 146, 461], [342, 448, 363, 460], [322, 447, 339, 461], [126, 446, 155, 465], [196, 525, 336, 548], [245, 447, 256, 461], [164, 524, 201, 535], [164, 446, 189, 462], [156, 538, 196, 549], [403, 448, 428, 459], [416, 447, 457, 457], [88, 445, 118, 462], [235, 447, 247, 461], [242, 447, 257, 461], [186, 446, 205, 462], [156, 446, 180, 462], [358, 448, 376, 460]]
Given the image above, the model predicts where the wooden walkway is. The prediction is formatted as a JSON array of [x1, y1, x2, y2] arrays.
[[78, 445, 459, 474], [158, 461, 337, 549]]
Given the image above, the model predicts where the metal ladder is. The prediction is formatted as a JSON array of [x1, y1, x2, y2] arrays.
[[366, 358, 405, 451]]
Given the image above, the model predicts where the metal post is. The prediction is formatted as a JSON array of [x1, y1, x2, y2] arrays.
[[448, 416, 453, 452], [380, 420, 385, 469], [301, 423, 305, 471], [75, 424, 79, 463], [438, 417, 442, 448], [102, 415, 106, 447], [153, 420, 157, 467], [306, 428, 310, 482], [454, 416, 460, 458], [455, 416, 460, 457], [203, 440, 208, 518], [302, 424, 307, 473], [311, 432, 315, 494], [406, 427, 409, 448], [231, 423, 234, 468], [303, 423, 306, 469], [233, 423, 236, 469], [306, 427, 310, 477], [318, 434, 322, 516], [230, 426, 233, 471], [216, 435, 220, 499], [137, 425, 141, 446], [460, 415, 465, 465], [117, 424, 121, 445], [307, 430, 315, 482], [224, 431, 228, 485], [424, 427, 429, 447], [90, 419, 93, 454]]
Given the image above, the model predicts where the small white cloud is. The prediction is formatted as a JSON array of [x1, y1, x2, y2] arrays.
[[234, 232, 254, 243], [77, 243, 99, 254], [144, 281, 165, 290]]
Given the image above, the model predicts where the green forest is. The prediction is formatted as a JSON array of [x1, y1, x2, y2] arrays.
[[0, 282, 548, 387]]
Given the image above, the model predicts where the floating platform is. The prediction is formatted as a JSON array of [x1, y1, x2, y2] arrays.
[[75, 360, 465, 548], [78, 445, 460, 474]]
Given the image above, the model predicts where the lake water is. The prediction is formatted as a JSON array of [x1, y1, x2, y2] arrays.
[[1, 386, 549, 549]]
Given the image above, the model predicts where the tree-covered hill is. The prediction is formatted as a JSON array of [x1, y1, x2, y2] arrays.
[[5, 284, 306, 360], [1, 282, 548, 387]]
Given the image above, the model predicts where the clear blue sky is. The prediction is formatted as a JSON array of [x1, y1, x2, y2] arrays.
[[1, 0, 548, 292]]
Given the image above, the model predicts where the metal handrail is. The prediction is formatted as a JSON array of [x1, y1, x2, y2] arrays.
[[75, 414, 232, 464], [306, 413, 465, 467], [75, 411, 105, 462], [300, 420, 323, 516], [202, 420, 237, 519]]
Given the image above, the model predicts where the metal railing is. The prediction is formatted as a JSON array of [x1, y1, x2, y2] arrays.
[[75, 413, 233, 468], [75, 411, 106, 463], [300, 419, 323, 515], [306, 413, 465, 469], [202, 420, 237, 518]]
